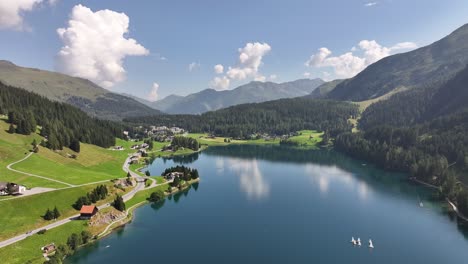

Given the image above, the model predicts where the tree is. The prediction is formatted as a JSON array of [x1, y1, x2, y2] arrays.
[[148, 190, 165, 203], [81, 230, 93, 244], [8, 124, 15, 134], [113, 195, 126, 212], [127, 171, 131, 178], [70, 138, 80, 153], [53, 206, 61, 219], [43, 208, 54, 220], [67, 233, 83, 250], [145, 171, 150, 176]]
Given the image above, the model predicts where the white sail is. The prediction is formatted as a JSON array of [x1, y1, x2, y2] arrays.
[[357, 238, 361, 246], [369, 239, 374, 248], [351, 237, 356, 245]]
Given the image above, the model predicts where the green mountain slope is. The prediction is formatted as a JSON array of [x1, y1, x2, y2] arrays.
[[152, 78, 324, 114], [327, 24, 468, 101], [0, 60, 162, 120]]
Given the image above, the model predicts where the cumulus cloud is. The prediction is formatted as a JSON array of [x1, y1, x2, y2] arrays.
[[303, 72, 311, 78], [210, 76, 230, 90], [56, 5, 149, 88], [211, 42, 271, 90], [214, 64, 224, 74], [188, 62, 200, 72], [269, 74, 277, 81], [0, 0, 56, 30], [305, 40, 417, 78], [148, 82, 159, 102]]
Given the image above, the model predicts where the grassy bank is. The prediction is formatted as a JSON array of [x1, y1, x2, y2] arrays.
[[0, 182, 124, 240]]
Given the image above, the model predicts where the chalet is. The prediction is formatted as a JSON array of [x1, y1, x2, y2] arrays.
[[80, 205, 99, 219], [41, 243, 56, 254]]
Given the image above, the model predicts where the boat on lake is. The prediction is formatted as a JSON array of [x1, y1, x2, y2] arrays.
[[357, 238, 361, 246], [369, 239, 374, 249], [351, 237, 356, 245]]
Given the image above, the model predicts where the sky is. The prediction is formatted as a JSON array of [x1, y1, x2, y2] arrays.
[[1, 0, 468, 101]]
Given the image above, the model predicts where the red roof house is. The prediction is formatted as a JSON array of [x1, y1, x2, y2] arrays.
[[80, 205, 99, 219]]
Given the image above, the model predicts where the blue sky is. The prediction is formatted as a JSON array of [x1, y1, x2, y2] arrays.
[[1, 0, 468, 101]]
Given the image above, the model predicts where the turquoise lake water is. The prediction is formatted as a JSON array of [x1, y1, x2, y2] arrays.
[[66, 145, 468, 263]]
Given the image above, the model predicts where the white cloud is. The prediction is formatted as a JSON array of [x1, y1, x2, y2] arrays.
[[303, 72, 311, 77], [188, 62, 200, 72], [364, 2, 377, 7], [214, 64, 224, 74], [269, 74, 277, 81], [305, 40, 417, 78], [254, 75, 266, 82], [56, 5, 149, 89], [0, 0, 55, 30], [148, 82, 159, 102], [210, 76, 230, 90], [211, 42, 271, 90]]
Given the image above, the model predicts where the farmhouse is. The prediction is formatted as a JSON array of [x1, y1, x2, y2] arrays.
[[80, 205, 99, 219], [41, 243, 56, 255]]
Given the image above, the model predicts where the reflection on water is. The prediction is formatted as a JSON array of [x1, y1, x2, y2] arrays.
[[305, 164, 369, 200], [227, 158, 269, 200]]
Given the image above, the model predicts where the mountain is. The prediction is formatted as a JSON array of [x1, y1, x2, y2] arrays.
[[152, 78, 324, 114], [327, 24, 468, 101], [358, 63, 468, 130], [0, 60, 162, 120], [306, 79, 344, 99]]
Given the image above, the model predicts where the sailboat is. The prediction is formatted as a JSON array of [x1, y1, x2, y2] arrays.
[[357, 238, 361, 246], [418, 195, 424, 207], [351, 237, 356, 245], [368, 239, 374, 249]]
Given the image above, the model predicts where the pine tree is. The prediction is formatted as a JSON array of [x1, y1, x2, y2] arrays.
[[113, 195, 126, 212], [44, 209, 54, 220], [53, 206, 61, 219], [8, 124, 15, 134]]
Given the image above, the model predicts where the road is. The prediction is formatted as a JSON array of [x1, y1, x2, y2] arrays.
[[0, 153, 149, 249]]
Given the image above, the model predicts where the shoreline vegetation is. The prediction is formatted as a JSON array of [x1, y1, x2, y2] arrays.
[[1, 123, 461, 263]]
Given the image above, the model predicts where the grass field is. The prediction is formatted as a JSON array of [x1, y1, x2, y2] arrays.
[[287, 130, 323, 147], [0, 182, 123, 240], [0, 221, 88, 264], [186, 133, 281, 146]]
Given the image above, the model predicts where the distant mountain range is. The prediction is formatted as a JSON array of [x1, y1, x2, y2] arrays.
[[0, 60, 162, 121], [326, 23, 468, 101], [149, 78, 324, 114]]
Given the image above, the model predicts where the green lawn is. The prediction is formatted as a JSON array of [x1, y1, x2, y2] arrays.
[[186, 133, 281, 146], [0, 182, 119, 240], [287, 130, 323, 148], [0, 221, 88, 264]]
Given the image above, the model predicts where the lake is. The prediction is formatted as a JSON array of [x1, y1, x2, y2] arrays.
[[66, 145, 468, 264]]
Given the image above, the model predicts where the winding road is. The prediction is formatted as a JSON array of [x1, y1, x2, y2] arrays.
[[0, 154, 152, 249]]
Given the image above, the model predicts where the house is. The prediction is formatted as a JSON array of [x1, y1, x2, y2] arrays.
[[80, 205, 99, 219], [9, 183, 26, 194], [0, 182, 7, 196], [165, 172, 184, 180], [0, 182, 26, 195], [41, 243, 56, 254]]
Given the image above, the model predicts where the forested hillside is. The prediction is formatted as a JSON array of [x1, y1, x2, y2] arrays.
[[0, 60, 162, 121], [0, 82, 122, 150], [126, 98, 359, 138]]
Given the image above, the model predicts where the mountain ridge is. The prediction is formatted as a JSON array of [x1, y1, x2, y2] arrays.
[[152, 78, 325, 114], [0, 60, 162, 120]]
